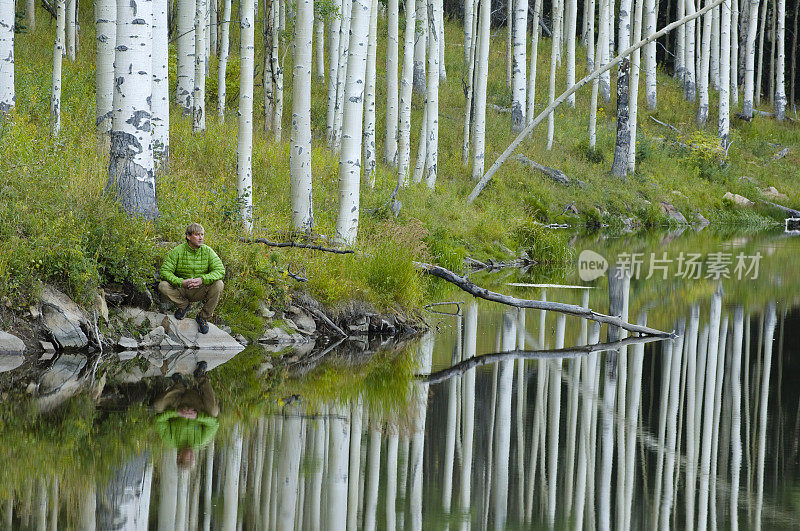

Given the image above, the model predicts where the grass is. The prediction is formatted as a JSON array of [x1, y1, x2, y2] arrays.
[[2, 5, 799, 338]]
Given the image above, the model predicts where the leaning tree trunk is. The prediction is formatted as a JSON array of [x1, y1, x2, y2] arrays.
[[397, 0, 416, 185], [471, 0, 491, 179], [217, 0, 231, 118], [384, 0, 399, 165], [774, 0, 786, 119], [743, 0, 760, 117], [238, 0, 255, 232], [51, 0, 66, 136], [153, 0, 170, 165], [107, 0, 158, 220], [193, 0, 208, 131], [697, 0, 713, 125], [335, 0, 371, 245], [511, 0, 528, 131], [290, 0, 314, 231], [177, 0, 196, 113], [611, 0, 633, 176], [644, 0, 657, 108], [0, 0, 15, 113], [719, 0, 731, 141], [363, 0, 379, 187]]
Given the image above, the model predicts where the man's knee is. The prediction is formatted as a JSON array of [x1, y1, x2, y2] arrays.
[[158, 280, 172, 296], [209, 280, 224, 294]]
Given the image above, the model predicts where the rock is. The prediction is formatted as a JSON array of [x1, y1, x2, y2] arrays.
[[723, 192, 754, 206], [659, 202, 688, 224], [220, 325, 232, 334], [235, 334, 248, 345], [0, 331, 25, 355], [159, 335, 184, 350], [91, 290, 110, 323], [40, 355, 86, 394], [761, 186, 788, 200], [117, 336, 138, 350], [40, 341, 56, 353], [161, 315, 244, 351], [694, 213, 710, 226], [29, 306, 40, 319], [259, 302, 275, 319], [41, 286, 88, 349], [118, 350, 138, 361], [120, 308, 165, 329], [289, 312, 316, 335], [739, 175, 759, 185], [348, 316, 370, 335], [259, 327, 295, 344], [283, 318, 299, 332], [620, 217, 636, 233], [139, 326, 166, 348]]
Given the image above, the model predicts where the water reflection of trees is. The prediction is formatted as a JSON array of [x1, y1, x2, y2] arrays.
[[1, 297, 797, 528]]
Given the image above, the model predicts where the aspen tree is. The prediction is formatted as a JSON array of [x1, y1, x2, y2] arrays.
[[335, 0, 371, 245], [791, 0, 798, 109], [66, 0, 76, 60], [331, 0, 353, 149], [769, 0, 776, 103], [291, 0, 314, 230], [527, 0, 543, 124], [413, 0, 428, 93], [471, 0, 491, 178], [711, 3, 720, 89], [462, 0, 479, 163], [0, 0, 16, 112], [611, 0, 634, 176], [435, 0, 445, 81], [507, 0, 513, 88], [565, 0, 578, 107], [107, 0, 158, 219], [684, 0, 697, 101], [676, 0, 686, 79], [153, 0, 170, 164], [424, 0, 440, 189], [719, 0, 731, 140], [210, 0, 218, 56], [586, 0, 595, 71], [263, 0, 274, 132], [217, 0, 231, 118], [272, 0, 284, 141], [325, 0, 341, 140], [731, 0, 739, 104], [363, 0, 379, 187], [628, 0, 644, 172], [193, 0, 208, 131], [774, 0, 786, 119], [698, 0, 714, 125], [315, 12, 325, 81], [644, 0, 657, 108], [743, 0, 759, 117], [398, 0, 417, 185], [177, 0, 196, 112], [547, 0, 564, 150], [384, 0, 400, 165], [511, 0, 527, 130], [755, 0, 767, 105], [26, 0, 35, 31], [599, 0, 611, 101], [589, 0, 606, 149], [238, 0, 255, 232], [51, 0, 65, 136]]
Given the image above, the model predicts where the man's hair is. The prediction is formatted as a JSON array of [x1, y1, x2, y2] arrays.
[[185, 223, 204, 236]]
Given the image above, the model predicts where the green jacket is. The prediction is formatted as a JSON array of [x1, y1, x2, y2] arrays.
[[160, 242, 225, 287], [155, 410, 219, 449]]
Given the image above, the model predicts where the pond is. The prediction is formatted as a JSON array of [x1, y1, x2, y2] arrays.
[[1, 226, 799, 529]]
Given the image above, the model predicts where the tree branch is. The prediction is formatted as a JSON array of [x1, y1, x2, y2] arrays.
[[241, 237, 355, 254], [467, 0, 728, 203], [415, 262, 675, 337]]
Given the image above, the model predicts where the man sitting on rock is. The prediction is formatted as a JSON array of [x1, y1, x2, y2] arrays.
[[158, 223, 225, 334], [154, 362, 218, 469]]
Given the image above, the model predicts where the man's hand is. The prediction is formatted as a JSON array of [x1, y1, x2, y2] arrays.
[[177, 407, 198, 419], [182, 278, 203, 289]]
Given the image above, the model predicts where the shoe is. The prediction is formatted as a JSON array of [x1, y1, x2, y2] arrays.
[[171, 372, 186, 385], [195, 314, 209, 334], [194, 361, 208, 378], [174, 306, 189, 320]]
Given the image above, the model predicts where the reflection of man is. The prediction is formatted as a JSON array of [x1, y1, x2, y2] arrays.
[[154, 362, 219, 469], [158, 223, 225, 334]]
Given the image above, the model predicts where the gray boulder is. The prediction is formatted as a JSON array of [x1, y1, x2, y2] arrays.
[[41, 286, 88, 349]]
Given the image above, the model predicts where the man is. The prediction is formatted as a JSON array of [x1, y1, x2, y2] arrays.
[[154, 361, 218, 469], [158, 223, 225, 334]]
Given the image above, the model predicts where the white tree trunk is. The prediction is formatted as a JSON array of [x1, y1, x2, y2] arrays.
[[222, 427, 243, 531], [628, 0, 644, 172], [327, 407, 350, 530], [272, 0, 284, 140], [291, 0, 314, 230], [435, 0, 445, 81], [462, 0, 479, 163], [66, 0, 76, 60], [332, 0, 353, 149], [611, 0, 633, 174], [363, 0, 379, 187], [107, 0, 158, 219], [0, 0, 14, 113], [205, 0, 212, 60], [676, 0, 686, 79], [193, 0, 208, 131], [547, 0, 564, 149], [210, 0, 218, 56], [565, 0, 577, 106], [511, 0, 527, 130], [644, 0, 657, 108], [26, 0, 36, 31], [51, 0, 66, 136], [217, 0, 231, 118], [315, 13, 325, 81], [774, 0, 786, 119], [177, 0, 196, 112], [384, 0, 399, 165], [697, 0, 713, 124], [719, 0, 731, 140], [711, 3, 720, 88], [277, 413, 303, 531], [397, 0, 416, 184], [238, 0, 255, 232], [153, 0, 170, 164], [413, 0, 428, 93], [335, 0, 371, 245], [599, 0, 611, 100], [412, 103, 428, 184], [424, 0, 440, 189], [731, 0, 739, 104], [755, 0, 767, 105], [743, 0, 759, 116], [325, 1, 342, 141], [527, 0, 543, 123], [471, 0, 491, 179], [506, 0, 513, 88], [346, 399, 363, 530], [684, 0, 697, 101]]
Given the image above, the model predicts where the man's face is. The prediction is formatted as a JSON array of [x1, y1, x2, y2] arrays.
[[187, 231, 204, 249]]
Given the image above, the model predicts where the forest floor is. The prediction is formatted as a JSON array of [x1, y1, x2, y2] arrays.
[[2, 7, 799, 338]]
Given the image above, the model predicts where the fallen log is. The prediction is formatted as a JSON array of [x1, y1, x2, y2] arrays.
[[758, 200, 800, 217], [415, 262, 675, 337], [241, 237, 354, 254], [516, 154, 570, 185], [418, 335, 666, 384]]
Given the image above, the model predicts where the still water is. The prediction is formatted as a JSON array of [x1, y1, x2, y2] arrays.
[[3, 228, 800, 529]]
